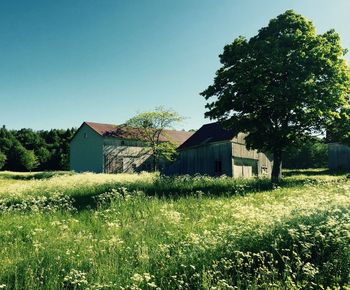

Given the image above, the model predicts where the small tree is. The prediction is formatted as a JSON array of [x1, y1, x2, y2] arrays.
[[0, 151, 6, 170], [201, 10, 350, 182], [126, 107, 184, 171], [20, 149, 38, 171], [8, 144, 38, 172], [36, 147, 50, 165]]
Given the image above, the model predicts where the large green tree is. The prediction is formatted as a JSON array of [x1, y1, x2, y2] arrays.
[[201, 10, 350, 182]]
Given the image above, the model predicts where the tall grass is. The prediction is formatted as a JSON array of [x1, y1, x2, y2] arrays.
[[0, 171, 349, 289]]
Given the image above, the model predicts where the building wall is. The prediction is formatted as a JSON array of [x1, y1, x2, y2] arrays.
[[171, 141, 233, 176], [257, 152, 273, 176], [103, 138, 152, 173], [70, 125, 273, 177], [70, 125, 103, 172], [169, 140, 273, 178], [232, 142, 272, 177], [328, 143, 350, 170]]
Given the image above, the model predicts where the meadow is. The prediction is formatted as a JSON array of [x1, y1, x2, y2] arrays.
[[0, 170, 349, 289]]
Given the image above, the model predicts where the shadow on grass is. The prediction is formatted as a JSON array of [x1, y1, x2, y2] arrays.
[[0, 171, 73, 180], [71, 175, 330, 211], [283, 168, 349, 177], [0, 172, 343, 212]]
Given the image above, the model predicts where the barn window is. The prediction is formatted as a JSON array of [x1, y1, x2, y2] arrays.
[[215, 160, 222, 174], [83, 133, 88, 139], [121, 140, 125, 145]]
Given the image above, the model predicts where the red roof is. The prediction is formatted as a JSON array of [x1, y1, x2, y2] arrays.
[[85, 122, 118, 135], [84, 122, 193, 146], [178, 122, 237, 149]]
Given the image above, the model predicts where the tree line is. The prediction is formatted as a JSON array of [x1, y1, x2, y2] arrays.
[[0, 126, 76, 171]]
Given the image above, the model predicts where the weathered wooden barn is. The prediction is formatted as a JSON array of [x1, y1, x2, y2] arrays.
[[328, 142, 350, 170], [166, 123, 273, 177], [70, 121, 273, 177], [70, 122, 192, 173]]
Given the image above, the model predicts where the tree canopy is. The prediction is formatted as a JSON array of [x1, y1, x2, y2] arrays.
[[201, 10, 350, 182], [0, 126, 76, 171], [125, 107, 184, 171], [283, 137, 328, 169]]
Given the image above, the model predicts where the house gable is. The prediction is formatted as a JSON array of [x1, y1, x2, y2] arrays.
[[70, 123, 104, 172], [173, 122, 273, 177]]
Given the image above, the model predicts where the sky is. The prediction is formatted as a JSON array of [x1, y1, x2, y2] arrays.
[[1, 0, 350, 131]]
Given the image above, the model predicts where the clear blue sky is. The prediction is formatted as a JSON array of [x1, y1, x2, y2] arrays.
[[1, 0, 350, 131]]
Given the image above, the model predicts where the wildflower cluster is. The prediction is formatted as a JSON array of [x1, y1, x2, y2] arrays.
[[0, 193, 74, 213], [0, 170, 349, 289]]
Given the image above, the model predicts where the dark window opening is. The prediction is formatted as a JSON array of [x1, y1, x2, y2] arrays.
[[121, 140, 125, 146], [215, 160, 222, 174], [83, 133, 88, 139]]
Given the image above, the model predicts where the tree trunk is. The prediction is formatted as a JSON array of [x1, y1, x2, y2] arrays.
[[271, 150, 282, 183], [152, 154, 157, 172]]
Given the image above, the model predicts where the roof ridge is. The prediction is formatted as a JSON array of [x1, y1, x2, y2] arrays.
[[81, 121, 193, 145], [178, 122, 237, 150], [85, 121, 192, 133]]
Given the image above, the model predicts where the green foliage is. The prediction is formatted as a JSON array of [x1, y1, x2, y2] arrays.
[[126, 107, 184, 171], [326, 107, 350, 145], [20, 148, 38, 171], [201, 10, 350, 182], [283, 137, 328, 169], [126, 107, 183, 130], [6, 144, 38, 171], [0, 171, 349, 288], [154, 141, 178, 162], [0, 125, 76, 171], [0, 152, 6, 170]]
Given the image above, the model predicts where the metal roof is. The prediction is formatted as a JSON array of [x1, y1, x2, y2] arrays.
[[178, 122, 237, 149]]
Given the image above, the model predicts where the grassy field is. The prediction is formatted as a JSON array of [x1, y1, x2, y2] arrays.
[[0, 170, 349, 289]]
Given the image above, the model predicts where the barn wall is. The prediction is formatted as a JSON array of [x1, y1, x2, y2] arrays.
[[70, 125, 103, 172], [171, 141, 233, 176], [231, 142, 272, 178], [258, 152, 273, 176], [103, 138, 152, 173], [232, 142, 259, 159], [328, 143, 350, 170]]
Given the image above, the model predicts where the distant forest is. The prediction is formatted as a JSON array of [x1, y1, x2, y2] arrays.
[[0, 125, 328, 172], [0, 126, 76, 171]]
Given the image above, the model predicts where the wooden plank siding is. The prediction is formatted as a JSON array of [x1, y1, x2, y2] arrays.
[[168, 139, 273, 178], [103, 138, 152, 173], [168, 141, 233, 176], [70, 122, 273, 177], [231, 141, 272, 177]]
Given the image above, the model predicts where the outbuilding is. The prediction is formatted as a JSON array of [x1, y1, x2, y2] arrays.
[[70, 121, 273, 177], [167, 122, 273, 177], [328, 142, 350, 170], [70, 122, 192, 173]]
